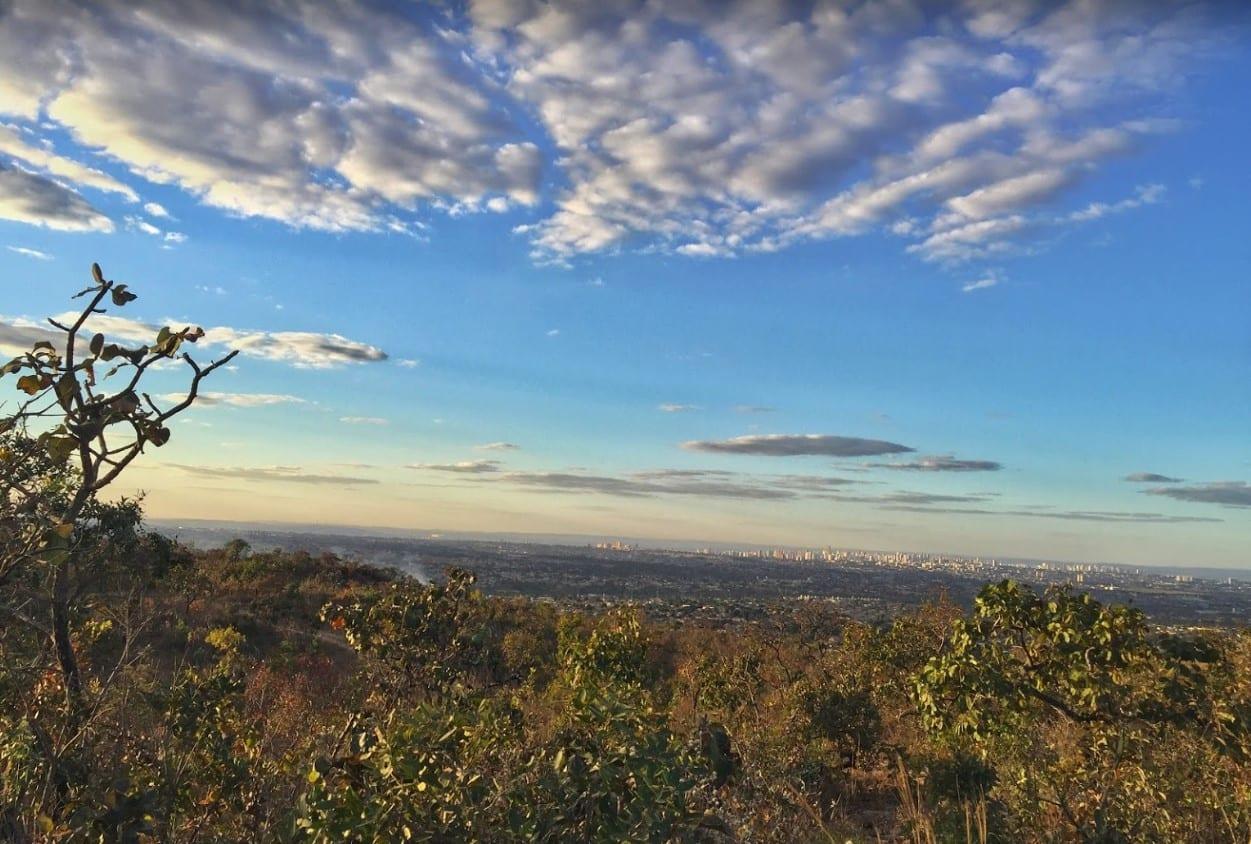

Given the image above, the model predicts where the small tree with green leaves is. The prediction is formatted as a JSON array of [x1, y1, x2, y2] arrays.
[[0, 263, 236, 834], [913, 580, 1244, 840], [1, 262, 236, 717]]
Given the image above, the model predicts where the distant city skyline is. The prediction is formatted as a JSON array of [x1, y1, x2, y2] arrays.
[[2, 1, 1249, 567]]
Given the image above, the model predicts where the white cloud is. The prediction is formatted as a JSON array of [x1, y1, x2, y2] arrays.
[[340, 416, 388, 425], [203, 326, 388, 368], [7, 245, 52, 260], [124, 215, 161, 236], [0, 0, 1224, 264], [143, 201, 171, 218], [0, 122, 137, 200], [396, 358, 420, 368], [0, 2, 540, 234], [1065, 183, 1164, 222], [943, 169, 1073, 222], [0, 165, 113, 231], [163, 392, 306, 407], [658, 403, 699, 413], [0, 315, 58, 356], [1, 309, 387, 370], [475, 442, 520, 451], [545, 328, 559, 337], [962, 273, 1000, 293]]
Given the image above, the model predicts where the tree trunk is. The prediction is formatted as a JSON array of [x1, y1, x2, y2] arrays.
[[51, 553, 83, 719]]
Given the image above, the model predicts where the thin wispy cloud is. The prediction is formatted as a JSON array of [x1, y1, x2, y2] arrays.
[[870, 455, 1003, 472], [962, 274, 999, 293], [734, 405, 776, 414], [7, 245, 52, 260], [884, 504, 1220, 524], [475, 442, 520, 452], [1144, 481, 1251, 508], [340, 416, 389, 425], [459, 465, 864, 502], [166, 465, 378, 486], [1124, 472, 1183, 483], [409, 460, 502, 474], [658, 403, 699, 413], [500, 471, 797, 501], [162, 392, 305, 408], [683, 434, 914, 458]]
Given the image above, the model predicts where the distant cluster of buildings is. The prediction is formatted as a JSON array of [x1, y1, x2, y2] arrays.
[[593, 540, 637, 552]]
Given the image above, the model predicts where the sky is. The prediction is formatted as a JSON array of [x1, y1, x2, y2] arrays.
[[1, 0, 1249, 568]]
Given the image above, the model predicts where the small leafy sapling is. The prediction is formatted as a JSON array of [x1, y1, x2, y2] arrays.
[[0, 261, 237, 715]]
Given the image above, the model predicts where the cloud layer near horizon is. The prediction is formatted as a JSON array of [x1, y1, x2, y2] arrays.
[[683, 434, 914, 457], [0, 0, 1234, 264]]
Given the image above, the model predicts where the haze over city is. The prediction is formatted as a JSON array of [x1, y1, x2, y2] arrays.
[[2, 0, 1248, 567]]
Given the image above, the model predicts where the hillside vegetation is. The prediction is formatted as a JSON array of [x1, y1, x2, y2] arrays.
[[3, 267, 1250, 842]]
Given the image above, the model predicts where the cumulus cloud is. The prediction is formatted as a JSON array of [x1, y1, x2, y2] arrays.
[[478, 1, 1210, 262], [166, 464, 377, 486], [203, 327, 387, 368], [0, 122, 137, 200], [0, 1, 538, 234], [1124, 472, 1183, 483], [1144, 481, 1251, 508], [0, 0, 1222, 264], [870, 455, 1003, 472], [0, 316, 59, 356], [72, 312, 387, 368], [0, 164, 113, 232], [683, 434, 914, 458], [410, 460, 502, 474]]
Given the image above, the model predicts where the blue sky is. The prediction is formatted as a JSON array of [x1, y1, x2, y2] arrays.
[[1, 0, 1249, 567]]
